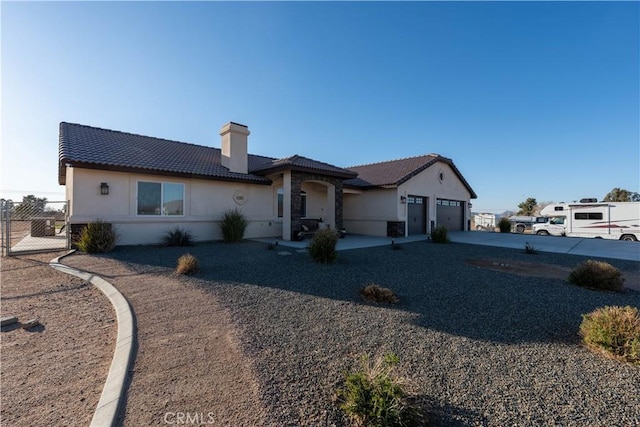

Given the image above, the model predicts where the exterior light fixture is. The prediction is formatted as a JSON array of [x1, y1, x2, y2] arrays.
[[400, 195, 407, 204], [100, 182, 109, 195]]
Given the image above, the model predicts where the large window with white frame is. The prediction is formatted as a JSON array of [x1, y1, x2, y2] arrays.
[[137, 181, 184, 216]]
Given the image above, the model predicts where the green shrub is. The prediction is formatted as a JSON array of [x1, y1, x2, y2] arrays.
[[337, 353, 425, 427], [163, 227, 194, 247], [430, 225, 449, 243], [220, 208, 248, 243], [580, 306, 640, 365], [568, 260, 625, 291], [498, 217, 511, 233], [308, 228, 338, 264], [176, 253, 199, 275], [360, 284, 399, 304], [76, 220, 117, 253]]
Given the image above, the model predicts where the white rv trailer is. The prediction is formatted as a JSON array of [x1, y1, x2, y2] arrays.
[[473, 213, 496, 231], [532, 202, 640, 241]]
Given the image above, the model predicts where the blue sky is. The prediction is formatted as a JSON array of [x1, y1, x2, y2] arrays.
[[2, 1, 638, 213]]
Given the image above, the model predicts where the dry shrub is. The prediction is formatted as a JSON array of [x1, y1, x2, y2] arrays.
[[309, 228, 338, 264], [360, 284, 399, 304], [176, 253, 199, 275], [76, 220, 117, 253], [580, 306, 640, 365], [568, 260, 624, 291]]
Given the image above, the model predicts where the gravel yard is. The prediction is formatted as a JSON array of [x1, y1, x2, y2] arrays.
[[89, 240, 639, 426]]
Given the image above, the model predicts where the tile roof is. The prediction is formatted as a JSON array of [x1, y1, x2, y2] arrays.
[[251, 154, 358, 179], [346, 154, 477, 198], [58, 122, 353, 184]]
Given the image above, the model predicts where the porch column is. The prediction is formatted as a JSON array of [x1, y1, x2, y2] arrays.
[[283, 171, 292, 241]]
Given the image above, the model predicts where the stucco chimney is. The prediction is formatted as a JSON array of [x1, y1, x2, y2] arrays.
[[220, 122, 249, 174]]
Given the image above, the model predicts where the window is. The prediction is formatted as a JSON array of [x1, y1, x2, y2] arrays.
[[575, 212, 603, 220], [137, 181, 184, 216], [301, 191, 307, 217], [551, 217, 565, 225], [277, 188, 284, 218]]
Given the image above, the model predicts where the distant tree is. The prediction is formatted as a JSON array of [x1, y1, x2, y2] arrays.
[[14, 195, 48, 219], [516, 197, 538, 216], [603, 188, 640, 202]]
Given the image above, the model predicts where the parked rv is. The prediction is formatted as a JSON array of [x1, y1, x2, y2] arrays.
[[532, 202, 640, 241], [473, 213, 496, 231], [509, 215, 549, 233]]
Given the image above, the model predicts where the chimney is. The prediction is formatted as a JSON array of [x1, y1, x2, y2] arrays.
[[220, 122, 249, 174]]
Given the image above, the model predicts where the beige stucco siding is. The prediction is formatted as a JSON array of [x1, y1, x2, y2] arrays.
[[343, 189, 398, 236], [67, 168, 279, 245]]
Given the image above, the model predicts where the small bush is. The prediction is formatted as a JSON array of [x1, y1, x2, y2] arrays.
[[498, 217, 511, 233], [524, 242, 538, 254], [220, 208, 248, 243], [76, 220, 117, 253], [568, 260, 625, 291], [361, 284, 399, 304], [308, 228, 338, 264], [430, 225, 449, 243], [176, 253, 199, 275], [163, 227, 194, 247], [337, 353, 425, 427], [580, 306, 640, 365]]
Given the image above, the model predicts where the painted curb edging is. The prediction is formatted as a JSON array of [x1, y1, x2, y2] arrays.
[[50, 251, 134, 427]]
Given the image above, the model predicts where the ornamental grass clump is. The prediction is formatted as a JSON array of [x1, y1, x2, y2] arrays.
[[76, 220, 117, 253], [580, 306, 640, 365], [430, 225, 449, 243], [308, 228, 338, 264], [176, 253, 199, 275], [163, 227, 194, 247], [220, 208, 248, 243], [568, 260, 624, 291], [498, 217, 512, 233], [360, 284, 399, 304], [337, 353, 426, 427]]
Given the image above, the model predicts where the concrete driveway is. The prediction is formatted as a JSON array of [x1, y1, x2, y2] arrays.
[[448, 231, 640, 262]]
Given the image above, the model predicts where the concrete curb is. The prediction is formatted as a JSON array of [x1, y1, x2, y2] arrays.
[[50, 250, 134, 427]]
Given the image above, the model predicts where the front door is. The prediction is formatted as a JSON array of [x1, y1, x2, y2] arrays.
[[408, 196, 426, 235]]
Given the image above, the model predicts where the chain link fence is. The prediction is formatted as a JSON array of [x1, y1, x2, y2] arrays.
[[1, 199, 70, 256]]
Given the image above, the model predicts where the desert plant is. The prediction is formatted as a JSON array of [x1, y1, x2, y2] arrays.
[[360, 284, 399, 304], [580, 306, 640, 365], [568, 260, 625, 291], [430, 225, 449, 243], [76, 220, 117, 253], [337, 353, 425, 427], [308, 228, 338, 264], [220, 208, 248, 243], [163, 227, 194, 247], [498, 217, 511, 233], [176, 253, 199, 275], [524, 242, 538, 254]]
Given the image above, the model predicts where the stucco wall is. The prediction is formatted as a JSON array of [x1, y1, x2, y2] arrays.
[[67, 167, 280, 245], [343, 189, 398, 236], [398, 162, 472, 232]]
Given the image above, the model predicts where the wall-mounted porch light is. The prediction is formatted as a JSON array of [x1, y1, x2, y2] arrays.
[[400, 195, 407, 204], [100, 182, 109, 195]]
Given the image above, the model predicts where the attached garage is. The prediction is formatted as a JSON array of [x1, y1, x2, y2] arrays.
[[437, 198, 464, 231]]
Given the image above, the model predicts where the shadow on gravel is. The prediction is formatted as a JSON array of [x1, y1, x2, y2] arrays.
[[425, 397, 488, 427], [105, 240, 640, 345]]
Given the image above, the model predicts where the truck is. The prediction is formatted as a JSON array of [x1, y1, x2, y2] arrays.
[[473, 213, 496, 231], [532, 201, 640, 241], [509, 215, 549, 233]]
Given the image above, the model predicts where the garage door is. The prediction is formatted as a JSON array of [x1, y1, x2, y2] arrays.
[[408, 196, 427, 235], [437, 199, 464, 231]]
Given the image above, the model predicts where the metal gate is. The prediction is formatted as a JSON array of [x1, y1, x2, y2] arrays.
[[1, 199, 70, 256]]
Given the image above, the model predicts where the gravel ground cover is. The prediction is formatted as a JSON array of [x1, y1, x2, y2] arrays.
[[87, 241, 639, 426]]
